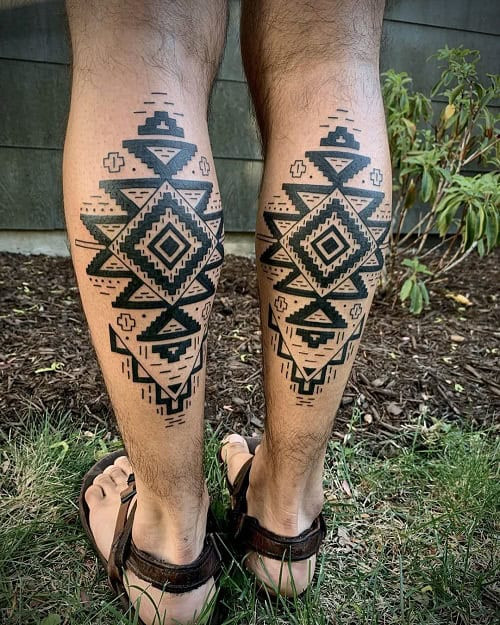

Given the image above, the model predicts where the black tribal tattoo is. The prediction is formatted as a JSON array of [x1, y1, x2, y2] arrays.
[[76, 101, 223, 427], [257, 119, 391, 404]]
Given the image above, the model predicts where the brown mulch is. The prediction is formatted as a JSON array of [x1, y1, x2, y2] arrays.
[[0, 251, 499, 439]]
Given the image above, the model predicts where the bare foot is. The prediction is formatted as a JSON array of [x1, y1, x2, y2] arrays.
[[221, 434, 323, 596], [84, 455, 215, 624]]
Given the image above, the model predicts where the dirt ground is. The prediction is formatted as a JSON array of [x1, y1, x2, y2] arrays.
[[0, 251, 499, 439]]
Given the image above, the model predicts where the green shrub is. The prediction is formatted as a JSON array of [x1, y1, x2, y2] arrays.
[[382, 46, 499, 314]]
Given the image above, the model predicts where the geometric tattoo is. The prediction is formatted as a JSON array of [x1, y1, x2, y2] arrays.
[[257, 116, 391, 405], [75, 98, 224, 427]]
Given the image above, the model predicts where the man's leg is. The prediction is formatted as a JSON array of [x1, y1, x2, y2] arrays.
[[223, 0, 391, 594], [64, 2, 226, 622]]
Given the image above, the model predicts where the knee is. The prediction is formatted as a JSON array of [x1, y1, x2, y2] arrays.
[[67, 0, 227, 89], [242, 0, 383, 81]]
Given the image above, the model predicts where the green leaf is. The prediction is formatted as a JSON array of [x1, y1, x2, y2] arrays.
[[402, 258, 416, 269], [399, 91, 410, 113], [41, 616, 61, 625], [419, 281, 430, 306], [440, 168, 454, 184], [49, 441, 69, 460], [485, 209, 499, 251], [400, 278, 413, 302], [402, 117, 417, 138], [477, 206, 485, 237], [465, 209, 478, 249], [416, 262, 433, 276], [431, 76, 446, 97], [448, 84, 463, 103], [421, 169, 433, 203], [410, 282, 424, 315], [459, 105, 470, 129]]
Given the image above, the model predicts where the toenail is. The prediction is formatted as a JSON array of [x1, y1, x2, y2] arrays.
[[225, 434, 243, 445]]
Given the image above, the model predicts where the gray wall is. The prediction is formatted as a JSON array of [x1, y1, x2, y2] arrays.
[[0, 0, 499, 233]]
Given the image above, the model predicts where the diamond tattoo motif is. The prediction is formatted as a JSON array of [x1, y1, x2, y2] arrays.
[[257, 122, 391, 401], [109, 185, 215, 306], [76, 105, 224, 427], [282, 193, 377, 297]]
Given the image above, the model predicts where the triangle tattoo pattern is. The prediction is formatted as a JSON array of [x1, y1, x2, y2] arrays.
[[258, 123, 391, 403], [76, 108, 223, 427]]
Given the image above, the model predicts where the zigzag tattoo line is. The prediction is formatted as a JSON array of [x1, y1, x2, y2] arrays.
[[76, 107, 223, 427], [259, 122, 390, 402]]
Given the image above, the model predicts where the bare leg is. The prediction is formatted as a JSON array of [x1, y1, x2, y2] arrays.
[[64, 2, 226, 622], [223, 0, 391, 594]]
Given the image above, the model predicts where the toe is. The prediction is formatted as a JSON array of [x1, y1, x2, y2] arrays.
[[115, 455, 133, 476], [221, 433, 249, 460], [103, 464, 129, 486], [221, 434, 254, 487], [93, 472, 119, 493], [85, 483, 104, 507]]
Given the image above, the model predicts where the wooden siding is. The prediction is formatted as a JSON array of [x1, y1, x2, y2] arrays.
[[0, 0, 498, 232]]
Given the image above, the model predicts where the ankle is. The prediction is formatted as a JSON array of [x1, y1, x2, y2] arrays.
[[132, 483, 209, 565], [247, 443, 324, 536]]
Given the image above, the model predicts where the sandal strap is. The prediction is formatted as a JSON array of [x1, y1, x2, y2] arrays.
[[233, 511, 326, 561], [127, 534, 221, 593], [227, 456, 253, 499], [227, 456, 326, 561], [108, 482, 137, 593], [107, 478, 221, 594]]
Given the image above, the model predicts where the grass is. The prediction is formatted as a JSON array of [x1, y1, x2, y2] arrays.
[[0, 412, 498, 625]]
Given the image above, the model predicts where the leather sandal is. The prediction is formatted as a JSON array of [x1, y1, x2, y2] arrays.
[[220, 437, 326, 582], [79, 449, 222, 624]]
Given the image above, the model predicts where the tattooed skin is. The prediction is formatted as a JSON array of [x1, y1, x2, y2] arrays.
[[75, 98, 224, 427], [257, 114, 391, 405]]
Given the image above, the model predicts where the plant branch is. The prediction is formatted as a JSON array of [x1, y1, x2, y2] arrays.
[[462, 137, 499, 168], [435, 241, 478, 277]]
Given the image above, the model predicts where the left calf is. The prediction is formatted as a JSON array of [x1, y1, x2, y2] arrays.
[[85, 457, 215, 625], [132, 481, 210, 566]]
